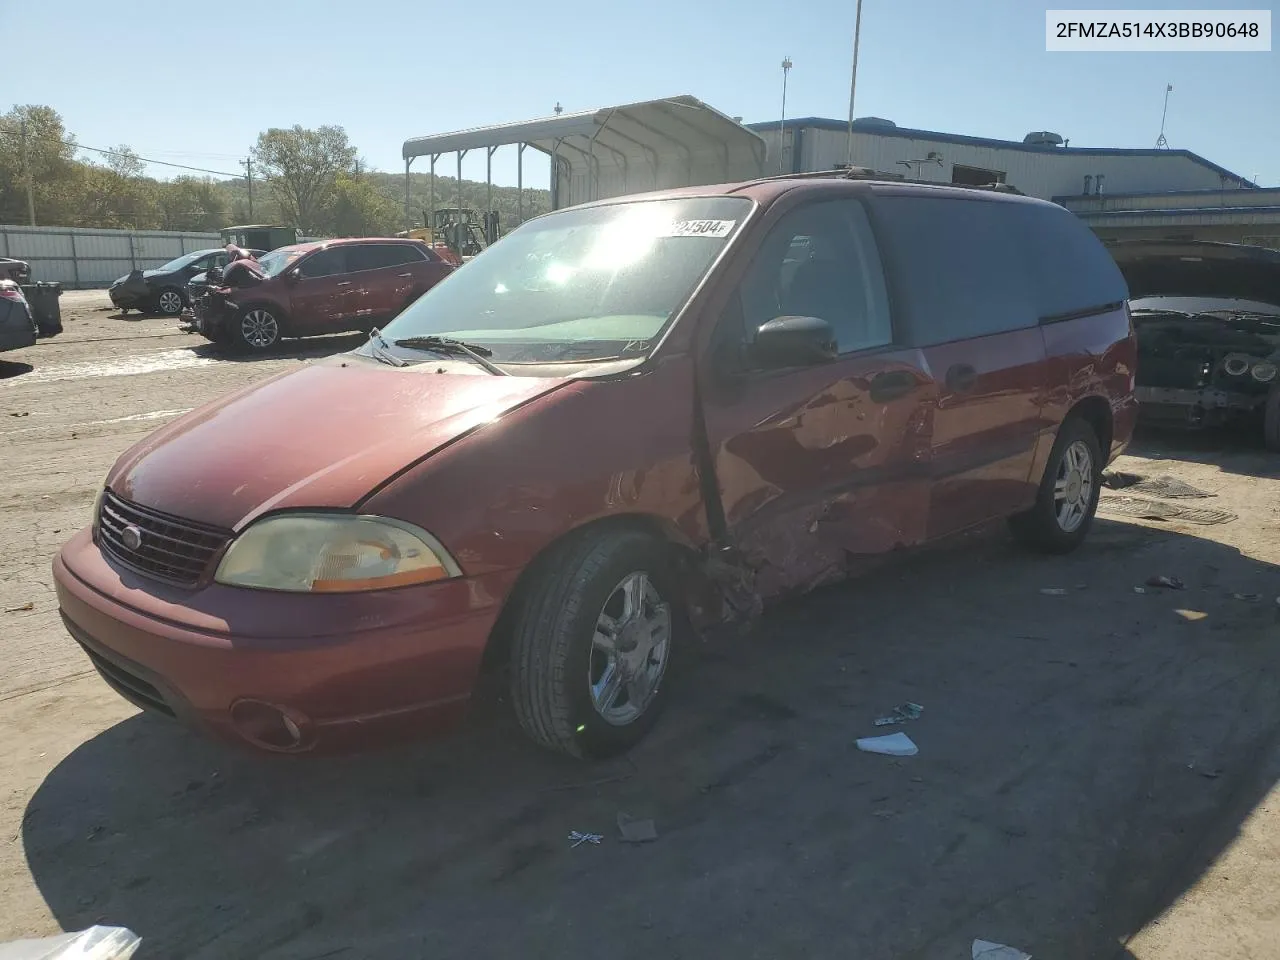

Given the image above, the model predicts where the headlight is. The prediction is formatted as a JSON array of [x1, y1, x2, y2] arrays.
[[1251, 361, 1278, 383], [214, 513, 461, 593]]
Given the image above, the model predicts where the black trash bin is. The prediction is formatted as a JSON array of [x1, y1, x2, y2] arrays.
[[21, 282, 62, 338]]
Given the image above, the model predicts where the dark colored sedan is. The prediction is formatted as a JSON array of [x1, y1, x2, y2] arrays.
[[0, 257, 31, 284], [109, 249, 232, 316]]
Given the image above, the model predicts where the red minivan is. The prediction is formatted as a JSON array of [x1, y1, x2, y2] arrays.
[[54, 174, 1137, 759], [192, 237, 454, 352]]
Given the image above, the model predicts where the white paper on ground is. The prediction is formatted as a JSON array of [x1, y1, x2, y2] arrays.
[[972, 939, 1031, 960], [855, 732, 918, 756]]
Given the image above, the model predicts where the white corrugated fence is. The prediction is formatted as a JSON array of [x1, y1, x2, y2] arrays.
[[0, 224, 223, 288]]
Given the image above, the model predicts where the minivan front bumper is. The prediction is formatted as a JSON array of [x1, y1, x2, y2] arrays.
[[53, 528, 514, 753]]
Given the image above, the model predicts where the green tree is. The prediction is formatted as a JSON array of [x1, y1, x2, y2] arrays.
[[251, 125, 357, 232], [324, 174, 400, 236], [157, 176, 227, 231], [0, 104, 80, 225]]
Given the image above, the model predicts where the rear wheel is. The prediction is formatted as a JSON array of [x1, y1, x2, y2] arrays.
[[156, 288, 184, 316], [1009, 417, 1103, 554], [232, 305, 281, 352], [509, 528, 683, 759], [1264, 386, 1280, 453]]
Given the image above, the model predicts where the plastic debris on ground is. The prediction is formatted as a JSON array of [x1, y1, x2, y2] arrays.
[[856, 732, 918, 757], [616, 812, 659, 843], [1232, 593, 1263, 602], [1133, 586, 1148, 594], [874, 702, 924, 726], [1098, 495, 1236, 525], [1039, 588, 1067, 596], [0, 926, 141, 960], [972, 939, 1031, 960], [4, 602, 34, 613], [1145, 575, 1186, 590], [567, 830, 603, 848], [1175, 609, 1209, 622]]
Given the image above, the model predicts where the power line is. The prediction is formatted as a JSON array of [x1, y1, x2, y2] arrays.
[[0, 122, 243, 177]]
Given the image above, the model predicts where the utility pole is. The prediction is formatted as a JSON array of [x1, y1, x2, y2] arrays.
[[845, 0, 865, 168], [241, 157, 254, 220], [1155, 83, 1173, 148], [779, 57, 793, 173], [20, 119, 36, 226]]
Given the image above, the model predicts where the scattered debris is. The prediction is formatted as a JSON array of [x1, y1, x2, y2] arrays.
[[856, 732, 918, 757], [0, 925, 141, 960], [568, 831, 603, 848], [1133, 587, 1148, 595], [1145, 575, 1186, 590], [1101, 472, 1213, 499], [973, 940, 1031, 960], [1099, 495, 1236, 526], [1101, 470, 1141, 489], [1175, 609, 1208, 623], [1039, 588, 1067, 596], [874, 702, 924, 727], [7, 411, 29, 418], [616, 812, 658, 843], [1188, 763, 1222, 779], [1232, 593, 1263, 603], [4, 602, 33, 613]]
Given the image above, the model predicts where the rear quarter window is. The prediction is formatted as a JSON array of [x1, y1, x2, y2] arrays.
[[1017, 204, 1129, 319], [872, 195, 1039, 346]]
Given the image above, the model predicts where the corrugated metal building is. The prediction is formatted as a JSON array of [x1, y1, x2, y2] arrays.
[[749, 117, 1278, 247]]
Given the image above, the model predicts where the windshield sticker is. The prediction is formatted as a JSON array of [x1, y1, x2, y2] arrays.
[[661, 219, 737, 239]]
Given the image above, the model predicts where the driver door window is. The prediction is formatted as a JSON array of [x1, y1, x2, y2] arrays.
[[736, 199, 893, 362], [297, 248, 346, 279]]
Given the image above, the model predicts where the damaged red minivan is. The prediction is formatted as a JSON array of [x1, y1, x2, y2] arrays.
[[54, 174, 1136, 758]]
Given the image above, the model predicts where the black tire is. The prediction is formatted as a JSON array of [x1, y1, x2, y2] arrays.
[[1264, 386, 1280, 453], [1009, 416, 1103, 554], [156, 287, 185, 316], [230, 304, 281, 353], [509, 527, 684, 759]]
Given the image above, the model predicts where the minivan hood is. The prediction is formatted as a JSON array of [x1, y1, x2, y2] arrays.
[[1109, 240, 1280, 307], [107, 357, 568, 530]]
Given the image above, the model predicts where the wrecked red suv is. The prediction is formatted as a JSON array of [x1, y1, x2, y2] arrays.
[[53, 175, 1136, 758], [191, 237, 454, 352]]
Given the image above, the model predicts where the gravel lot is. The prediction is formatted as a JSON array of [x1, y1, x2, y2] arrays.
[[1, 291, 1278, 959]]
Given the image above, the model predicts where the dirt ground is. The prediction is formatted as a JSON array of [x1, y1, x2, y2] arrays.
[[1, 292, 1278, 959]]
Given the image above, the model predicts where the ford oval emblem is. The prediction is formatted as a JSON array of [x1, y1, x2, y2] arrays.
[[121, 524, 144, 551]]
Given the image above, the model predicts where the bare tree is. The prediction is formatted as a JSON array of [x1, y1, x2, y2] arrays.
[[251, 125, 356, 232]]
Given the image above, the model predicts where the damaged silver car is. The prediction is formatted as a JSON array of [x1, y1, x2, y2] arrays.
[[1109, 240, 1280, 450]]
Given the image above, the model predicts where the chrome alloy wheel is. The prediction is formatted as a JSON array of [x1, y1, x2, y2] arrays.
[[157, 289, 183, 314], [1054, 439, 1094, 533], [588, 572, 672, 726], [240, 309, 279, 349]]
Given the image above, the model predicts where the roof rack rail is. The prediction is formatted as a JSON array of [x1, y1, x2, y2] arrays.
[[747, 166, 1026, 195]]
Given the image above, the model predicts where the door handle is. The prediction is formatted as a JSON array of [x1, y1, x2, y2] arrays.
[[868, 370, 916, 403], [945, 363, 978, 393]]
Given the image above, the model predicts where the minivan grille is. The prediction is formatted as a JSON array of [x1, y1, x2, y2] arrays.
[[98, 490, 231, 586]]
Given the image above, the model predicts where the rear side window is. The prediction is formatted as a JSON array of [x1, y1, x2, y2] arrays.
[[1018, 205, 1129, 319], [873, 196, 1038, 346], [346, 244, 426, 272]]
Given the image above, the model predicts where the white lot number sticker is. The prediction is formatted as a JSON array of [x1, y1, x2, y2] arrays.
[[662, 219, 736, 239]]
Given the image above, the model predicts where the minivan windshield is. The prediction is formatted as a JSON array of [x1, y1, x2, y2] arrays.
[[379, 196, 752, 365]]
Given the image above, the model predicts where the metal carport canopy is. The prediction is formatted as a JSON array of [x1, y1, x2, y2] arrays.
[[401, 95, 767, 216]]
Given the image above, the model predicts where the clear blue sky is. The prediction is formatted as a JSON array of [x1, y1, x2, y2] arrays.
[[4, 0, 1277, 189]]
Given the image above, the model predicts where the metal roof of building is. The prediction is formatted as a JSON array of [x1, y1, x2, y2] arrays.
[[750, 117, 1254, 189], [403, 94, 765, 168]]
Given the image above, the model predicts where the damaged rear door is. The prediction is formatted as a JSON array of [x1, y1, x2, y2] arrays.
[[697, 196, 935, 599]]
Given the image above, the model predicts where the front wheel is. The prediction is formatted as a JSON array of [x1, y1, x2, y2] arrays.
[[509, 528, 683, 759], [156, 287, 184, 316], [232, 305, 281, 352], [1009, 417, 1103, 554]]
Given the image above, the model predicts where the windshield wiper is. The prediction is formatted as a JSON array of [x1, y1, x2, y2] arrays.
[[393, 336, 508, 376], [366, 328, 406, 367]]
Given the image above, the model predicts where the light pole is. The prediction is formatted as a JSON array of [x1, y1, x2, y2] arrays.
[[779, 57, 793, 173], [845, 0, 865, 167]]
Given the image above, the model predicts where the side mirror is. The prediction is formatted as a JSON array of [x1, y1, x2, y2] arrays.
[[285, 268, 302, 282], [749, 316, 837, 369]]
